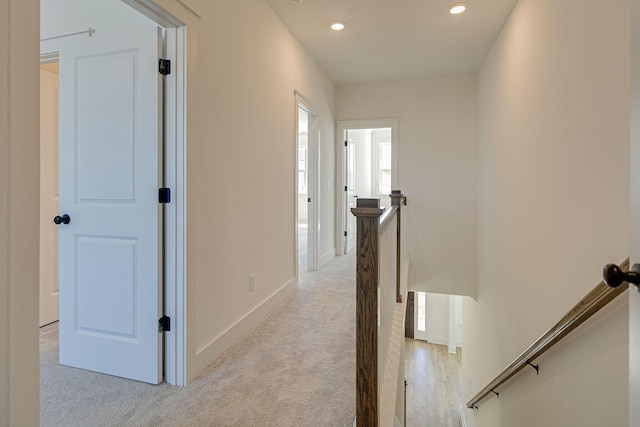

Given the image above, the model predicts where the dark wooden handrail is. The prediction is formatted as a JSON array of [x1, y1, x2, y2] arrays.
[[466, 257, 630, 409]]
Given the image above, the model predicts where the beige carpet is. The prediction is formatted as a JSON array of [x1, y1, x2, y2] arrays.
[[40, 253, 356, 427]]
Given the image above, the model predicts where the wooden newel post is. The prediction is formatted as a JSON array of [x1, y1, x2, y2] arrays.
[[351, 198, 384, 427], [390, 190, 405, 303]]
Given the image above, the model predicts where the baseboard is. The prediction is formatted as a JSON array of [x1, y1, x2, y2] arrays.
[[193, 276, 297, 378], [319, 248, 335, 268], [427, 337, 448, 347]]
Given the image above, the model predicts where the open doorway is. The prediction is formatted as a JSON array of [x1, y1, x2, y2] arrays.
[[39, 0, 187, 386], [407, 291, 463, 355], [297, 107, 310, 271], [336, 120, 399, 255], [39, 58, 60, 328], [296, 92, 319, 272]]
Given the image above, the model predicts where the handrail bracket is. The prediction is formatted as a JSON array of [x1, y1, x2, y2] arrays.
[[525, 361, 539, 375]]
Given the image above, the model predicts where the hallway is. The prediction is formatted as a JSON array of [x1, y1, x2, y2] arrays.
[[40, 250, 462, 426], [40, 254, 357, 426]]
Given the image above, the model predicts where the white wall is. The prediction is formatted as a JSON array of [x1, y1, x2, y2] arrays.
[[146, 0, 336, 380], [0, 0, 40, 424], [465, 0, 630, 426], [336, 76, 478, 297]]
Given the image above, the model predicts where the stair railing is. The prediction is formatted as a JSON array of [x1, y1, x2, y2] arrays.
[[351, 190, 407, 427], [466, 258, 630, 410]]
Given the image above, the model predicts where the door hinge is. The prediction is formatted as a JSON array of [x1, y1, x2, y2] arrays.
[[159, 59, 171, 75], [344, 231, 347, 237], [344, 141, 348, 147], [344, 186, 347, 192], [159, 187, 171, 204], [159, 315, 171, 332]]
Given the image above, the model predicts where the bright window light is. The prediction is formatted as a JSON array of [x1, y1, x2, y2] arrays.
[[417, 292, 426, 332]]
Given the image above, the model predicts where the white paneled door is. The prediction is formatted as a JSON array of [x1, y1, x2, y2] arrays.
[[57, 28, 164, 384]]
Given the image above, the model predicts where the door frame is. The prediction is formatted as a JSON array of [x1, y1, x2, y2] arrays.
[[294, 90, 320, 273], [125, 1, 189, 387], [343, 136, 356, 254], [39, 1, 188, 386], [630, 1, 640, 424], [335, 119, 399, 256]]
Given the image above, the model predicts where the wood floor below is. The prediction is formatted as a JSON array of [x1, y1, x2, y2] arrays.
[[405, 338, 462, 427]]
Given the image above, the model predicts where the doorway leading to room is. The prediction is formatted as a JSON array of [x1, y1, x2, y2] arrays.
[[336, 120, 399, 255], [296, 93, 319, 273], [405, 291, 464, 355], [39, 0, 187, 386], [39, 58, 60, 328]]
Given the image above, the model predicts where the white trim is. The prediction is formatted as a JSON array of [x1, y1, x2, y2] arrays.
[[425, 337, 449, 346], [173, 24, 189, 388], [144, 0, 200, 385], [294, 89, 321, 114], [122, 0, 187, 27], [319, 248, 335, 268], [125, 0, 189, 387], [162, 25, 185, 386], [40, 51, 59, 64], [335, 119, 399, 256], [194, 277, 297, 374]]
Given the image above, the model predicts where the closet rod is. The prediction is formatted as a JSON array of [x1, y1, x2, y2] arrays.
[[41, 28, 95, 42]]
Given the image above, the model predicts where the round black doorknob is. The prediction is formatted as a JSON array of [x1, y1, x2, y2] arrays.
[[603, 263, 640, 288], [53, 214, 70, 225]]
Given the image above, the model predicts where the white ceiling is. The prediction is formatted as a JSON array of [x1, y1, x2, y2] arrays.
[[264, 0, 518, 85]]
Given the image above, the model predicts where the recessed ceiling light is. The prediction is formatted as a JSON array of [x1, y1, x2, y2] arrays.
[[331, 21, 346, 31], [449, 3, 467, 15]]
